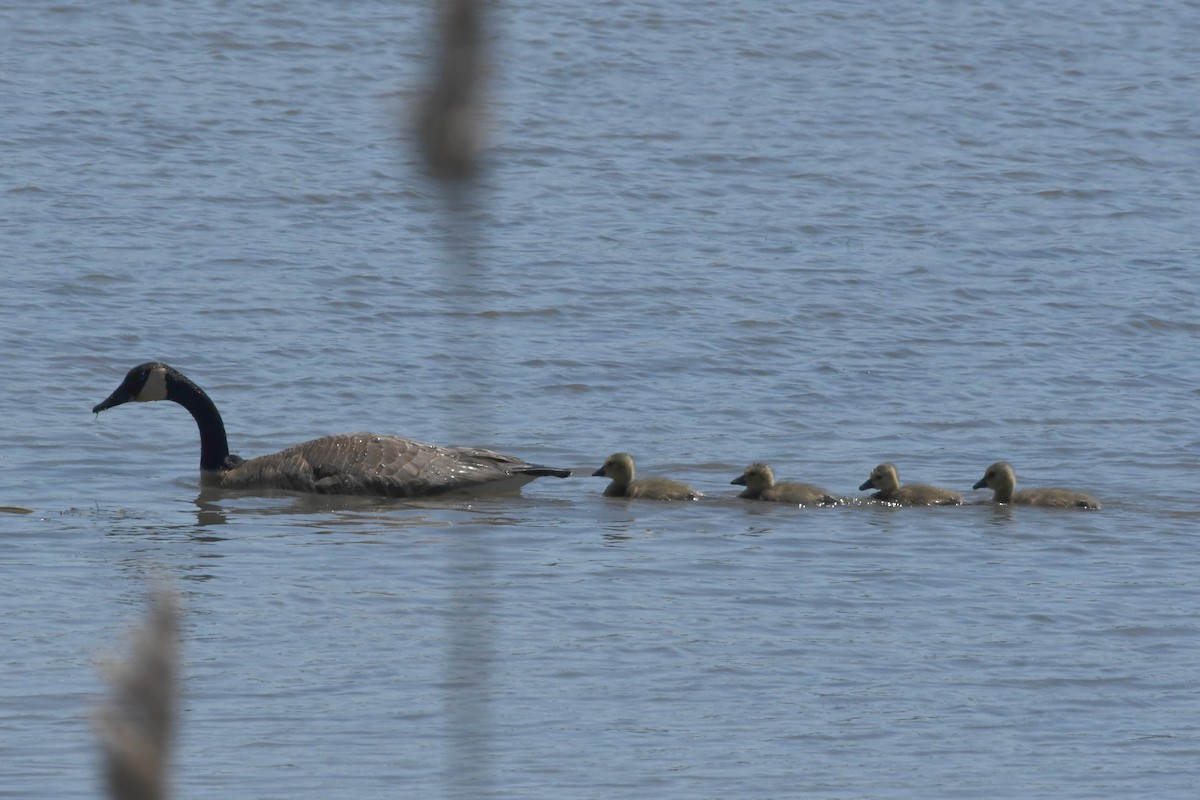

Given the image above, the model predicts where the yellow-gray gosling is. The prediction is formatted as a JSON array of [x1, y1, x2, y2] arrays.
[[592, 452, 700, 501], [731, 463, 837, 506], [973, 461, 1100, 509], [859, 462, 962, 506]]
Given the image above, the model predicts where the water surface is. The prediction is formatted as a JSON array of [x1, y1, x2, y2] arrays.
[[3, 1, 1199, 798]]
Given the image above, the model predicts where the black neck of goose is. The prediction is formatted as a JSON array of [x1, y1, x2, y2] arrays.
[[166, 372, 232, 472]]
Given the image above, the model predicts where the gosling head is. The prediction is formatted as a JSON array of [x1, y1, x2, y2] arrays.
[[859, 462, 900, 493], [93, 362, 173, 414], [731, 463, 775, 492], [973, 461, 1016, 491], [592, 452, 635, 486]]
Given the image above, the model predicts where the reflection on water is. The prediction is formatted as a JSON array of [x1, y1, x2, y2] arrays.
[[190, 487, 537, 527]]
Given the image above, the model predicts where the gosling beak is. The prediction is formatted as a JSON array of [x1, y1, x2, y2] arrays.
[[972, 477, 988, 490], [591, 466, 607, 477], [858, 479, 875, 491], [730, 475, 746, 486]]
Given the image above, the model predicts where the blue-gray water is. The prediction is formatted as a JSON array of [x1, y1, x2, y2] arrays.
[[4, 1, 1200, 798]]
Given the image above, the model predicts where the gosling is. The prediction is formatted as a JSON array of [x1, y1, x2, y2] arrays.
[[732, 463, 837, 506], [859, 462, 962, 506], [592, 452, 700, 501], [973, 461, 1100, 509]]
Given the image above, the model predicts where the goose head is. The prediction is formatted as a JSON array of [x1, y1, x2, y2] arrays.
[[592, 452, 635, 487], [732, 462, 775, 492], [973, 461, 1016, 493], [93, 361, 233, 472], [93, 362, 174, 413], [859, 462, 901, 493]]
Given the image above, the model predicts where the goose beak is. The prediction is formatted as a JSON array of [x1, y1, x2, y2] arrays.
[[93, 385, 133, 414], [730, 475, 746, 486], [858, 479, 874, 491], [972, 477, 988, 490], [591, 466, 607, 477]]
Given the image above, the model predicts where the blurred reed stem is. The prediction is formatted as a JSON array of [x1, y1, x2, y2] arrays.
[[96, 589, 179, 800]]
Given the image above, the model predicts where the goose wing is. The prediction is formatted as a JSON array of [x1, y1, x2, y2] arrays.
[[1014, 488, 1101, 509], [221, 433, 568, 497], [767, 481, 837, 506], [626, 477, 700, 501], [895, 483, 963, 506]]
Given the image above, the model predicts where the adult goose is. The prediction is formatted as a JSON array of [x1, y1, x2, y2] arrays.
[[972, 461, 1100, 509], [92, 362, 571, 497], [859, 462, 962, 506], [592, 452, 700, 501], [731, 463, 837, 506]]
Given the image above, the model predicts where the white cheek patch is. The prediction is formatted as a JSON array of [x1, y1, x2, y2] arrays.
[[136, 366, 169, 401]]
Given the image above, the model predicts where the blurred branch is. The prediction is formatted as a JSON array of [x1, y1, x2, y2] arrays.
[[416, 0, 488, 183], [96, 589, 179, 800]]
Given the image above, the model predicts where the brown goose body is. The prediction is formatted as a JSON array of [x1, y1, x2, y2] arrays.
[[732, 463, 837, 506], [93, 362, 571, 498], [973, 461, 1100, 509], [859, 462, 961, 506], [592, 452, 700, 501], [215, 433, 567, 496]]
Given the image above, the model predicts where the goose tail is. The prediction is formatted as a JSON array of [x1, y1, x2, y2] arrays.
[[520, 465, 573, 479]]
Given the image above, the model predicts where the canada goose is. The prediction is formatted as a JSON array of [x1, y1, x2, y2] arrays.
[[591, 452, 700, 501], [92, 362, 572, 498], [973, 461, 1100, 509], [731, 463, 837, 506], [859, 462, 962, 506]]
